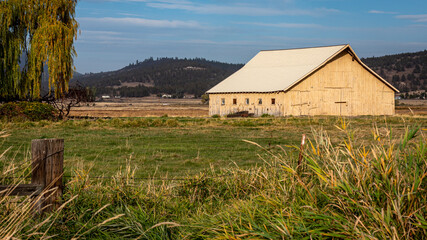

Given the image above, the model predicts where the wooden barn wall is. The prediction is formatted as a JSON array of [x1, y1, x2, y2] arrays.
[[208, 51, 395, 117], [209, 92, 285, 116], [283, 51, 395, 116]]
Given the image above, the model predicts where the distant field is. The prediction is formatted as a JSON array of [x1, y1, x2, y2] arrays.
[[69, 97, 427, 117], [69, 97, 209, 117], [396, 99, 427, 115], [1, 116, 425, 179]]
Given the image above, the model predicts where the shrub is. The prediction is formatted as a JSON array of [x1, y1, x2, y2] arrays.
[[211, 114, 220, 118], [0, 102, 57, 121], [151, 118, 164, 127], [165, 119, 179, 127]]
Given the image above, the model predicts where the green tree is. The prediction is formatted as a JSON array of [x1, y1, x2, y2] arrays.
[[0, 0, 78, 100], [201, 94, 209, 104], [413, 64, 421, 74]]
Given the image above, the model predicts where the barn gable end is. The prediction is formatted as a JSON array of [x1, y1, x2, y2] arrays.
[[207, 44, 398, 117], [283, 50, 395, 116]]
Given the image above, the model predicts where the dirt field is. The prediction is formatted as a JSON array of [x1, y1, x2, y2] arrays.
[[69, 97, 209, 117], [68, 97, 427, 117], [396, 99, 427, 115]]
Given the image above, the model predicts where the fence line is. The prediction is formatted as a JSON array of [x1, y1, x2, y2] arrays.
[[62, 172, 235, 181], [3, 166, 287, 183]]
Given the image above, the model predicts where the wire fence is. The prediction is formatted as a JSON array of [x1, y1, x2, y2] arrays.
[[1, 172, 237, 183], [62, 172, 235, 181]]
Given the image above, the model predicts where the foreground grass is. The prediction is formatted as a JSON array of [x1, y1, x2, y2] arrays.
[[0, 116, 425, 178], [0, 117, 426, 239]]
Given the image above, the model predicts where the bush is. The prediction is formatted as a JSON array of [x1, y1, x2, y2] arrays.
[[0, 102, 57, 121], [165, 119, 179, 127]]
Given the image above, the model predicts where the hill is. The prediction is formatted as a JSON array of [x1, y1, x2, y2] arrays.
[[71, 58, 243, 98], [72, 51, 427, 99], [361, 50, 427, 96]]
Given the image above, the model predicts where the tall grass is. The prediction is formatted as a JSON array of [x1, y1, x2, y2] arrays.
[[181, 122, 426, 239], [0, 131, 123, 240], [1, 122, 426, 239]]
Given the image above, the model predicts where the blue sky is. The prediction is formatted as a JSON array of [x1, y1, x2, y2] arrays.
[[75, 0, 427, 73]]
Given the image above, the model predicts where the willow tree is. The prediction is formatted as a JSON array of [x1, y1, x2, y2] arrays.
[[0, 0, 78, 100]]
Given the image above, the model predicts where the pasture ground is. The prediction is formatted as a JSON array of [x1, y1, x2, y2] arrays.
[[1, 116, 425, 178], [1, 116, 426, 239]]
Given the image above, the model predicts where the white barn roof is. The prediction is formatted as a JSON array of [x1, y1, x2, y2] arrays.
[[207, 44, 398, 94]]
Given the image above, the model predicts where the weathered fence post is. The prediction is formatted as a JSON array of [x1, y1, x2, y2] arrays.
[[31, 139, 64, 213]]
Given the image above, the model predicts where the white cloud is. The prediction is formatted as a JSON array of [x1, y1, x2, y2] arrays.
[[82, 30, 121, 35], [171, 39, 262, 46], [77, 30, 138, 44], [368, 10, 398, 14], [78, 17, 202, 28], [236, 22, 322, 29], [96, 0, 339, 16], [146, 1, 338, 16], [118, 12, 142, 17], [396, 14, 427, 22]]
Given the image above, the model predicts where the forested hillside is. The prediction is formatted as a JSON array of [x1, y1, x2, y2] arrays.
[[71, 58, 243, 98], [71, 50, 427, 99], [362, 50, 427, 94]]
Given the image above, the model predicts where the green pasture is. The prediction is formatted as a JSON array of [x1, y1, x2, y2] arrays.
[[1, 116, 426, 239], [0, 116, 424, 178]]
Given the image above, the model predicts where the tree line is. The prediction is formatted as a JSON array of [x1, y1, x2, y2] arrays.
[[362, 50, 427, 94], [72, 57, 243, 98]]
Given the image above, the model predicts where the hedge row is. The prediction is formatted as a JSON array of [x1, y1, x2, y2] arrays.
[[0, 102, 57, 121]]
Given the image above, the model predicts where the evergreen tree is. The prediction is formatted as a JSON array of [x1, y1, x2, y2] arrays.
[[413, 64, 421, 74]]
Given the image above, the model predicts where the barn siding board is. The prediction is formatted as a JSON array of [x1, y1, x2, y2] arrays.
[[208, 46, 396, 117]]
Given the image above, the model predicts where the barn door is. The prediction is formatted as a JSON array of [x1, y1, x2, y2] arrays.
[[326, 89, 340, 115], [335, 89, 349, 116], [300, 91, 309, 115], [340, 89, 350, 115]]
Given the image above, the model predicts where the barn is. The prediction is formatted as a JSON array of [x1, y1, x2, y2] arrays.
[[206, 44, 399, 116]]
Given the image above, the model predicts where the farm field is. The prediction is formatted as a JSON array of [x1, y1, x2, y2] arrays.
[[68, 97, 427, 117], [1, 116, 425, 178], [1, 116, 426, 239], [69, 97, 209, 118]]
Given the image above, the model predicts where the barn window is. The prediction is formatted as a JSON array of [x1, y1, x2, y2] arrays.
[[245, 98, 249, 105], [271, 98, 276, 105], [221, 98, 225, 105], [258, 98, 262, 105], [233, 98, 237, 105]]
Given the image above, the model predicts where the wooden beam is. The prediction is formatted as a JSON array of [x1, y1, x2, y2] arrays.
[[0, 184, 43, 196]]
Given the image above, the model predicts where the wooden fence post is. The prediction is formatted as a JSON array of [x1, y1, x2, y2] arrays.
[[31, 139, 64, 214]]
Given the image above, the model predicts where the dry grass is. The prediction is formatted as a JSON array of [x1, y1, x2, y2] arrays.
[[1, 119, 426, 239], [69, 97, 208, 117], [68, 97, 427, 117]]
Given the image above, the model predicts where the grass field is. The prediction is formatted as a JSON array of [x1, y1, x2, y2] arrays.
[[0, 116, 425, 178], [1, 116, 426, 239]]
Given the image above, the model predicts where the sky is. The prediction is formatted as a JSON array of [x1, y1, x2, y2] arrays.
[[74, 0, 427, 73]]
